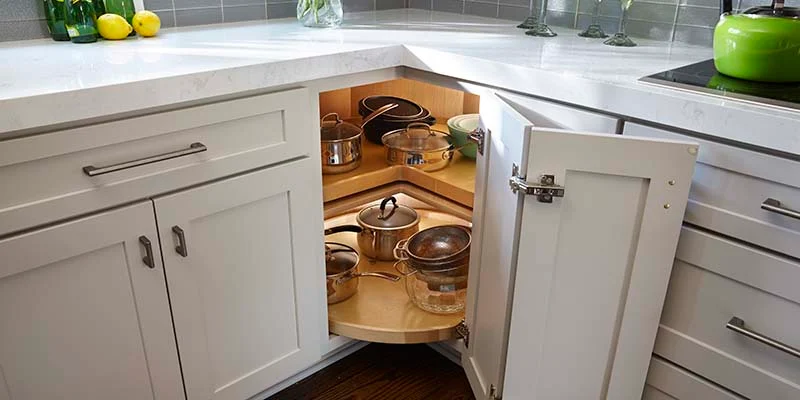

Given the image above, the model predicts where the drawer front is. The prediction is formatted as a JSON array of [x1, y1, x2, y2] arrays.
[[0, 88, 312, 236], [643, 357, 743, 400], [655, 227, 800, 399], [624, 123, 800, 259]]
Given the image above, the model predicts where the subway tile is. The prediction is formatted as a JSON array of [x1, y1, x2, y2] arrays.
[[547, 0, 577, 12], [433, 0, 465, 13], [143, 0, 175, 11], [377, 0, 407, 9], [676, 5, 719, 26], [175, 7, 223, 25], [679, 0, 718, 8], [0, 19, 50, 41], [464, 1, 499, 18], [267, 1, 297, 18], [224, 4, 267, 21], [408, 0, 433, 8], [153, 10, 177, 27], [174, 0, 222, 9], [625, 19, 673, 40], [498, 4, 531, 20], [577, 13, 620, 35], [627, 2, 677, 23], [3, 0, 46, 22], [737, 0, 763, 12], [342, 0, 375, 12], [673, 23, 713, 45], [223, 0, 265, 6], [579, 0, 622, 18], [543, 9, 576, 27], [499, 0, 530, 9]]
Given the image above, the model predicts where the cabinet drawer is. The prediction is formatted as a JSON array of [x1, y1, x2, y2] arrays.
[[643, 357, 743, 400], [0, 88, 312, 236], [624, 123, 800, 259], [655, 227, 800, 399]]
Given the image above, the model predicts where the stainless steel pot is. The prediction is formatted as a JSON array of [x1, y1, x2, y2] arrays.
[[325, 242, 399, 304], [324, 196, 420, 261], [320, 103, 397, 175], [381, 123, 462, 172]]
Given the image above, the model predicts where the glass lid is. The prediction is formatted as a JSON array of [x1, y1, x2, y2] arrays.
[[381, 123, 452, 152]]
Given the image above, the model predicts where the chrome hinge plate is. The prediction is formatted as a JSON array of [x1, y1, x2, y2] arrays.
[[456, 319, 470, 348], [509, 164, 565, 203], [468, 128, 486, 156]]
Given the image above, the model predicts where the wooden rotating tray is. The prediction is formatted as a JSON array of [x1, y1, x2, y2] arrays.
[[325, 208, 469, 344]]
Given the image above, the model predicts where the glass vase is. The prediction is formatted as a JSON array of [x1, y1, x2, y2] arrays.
[[578, 0, 609, 38], [297, 0, 343, 28]]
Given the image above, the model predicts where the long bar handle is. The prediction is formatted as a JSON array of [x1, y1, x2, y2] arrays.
[[172, 226, 188, 257], [761, 198, 800, 221], [726, 317, 800, 359], [139, 236, 155, 268], [83, 142, 207, 177]]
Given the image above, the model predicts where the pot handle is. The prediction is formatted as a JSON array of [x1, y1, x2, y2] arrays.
[[393, 238, 410, 260], [378, 196, 398, 220], [324, 225, 363, 235], [354, 271, 401, 282], [321, 112, 342, 125], [360, 103, 399, 129], [393, 260, 418, 277], [404, 122, 434, 138]]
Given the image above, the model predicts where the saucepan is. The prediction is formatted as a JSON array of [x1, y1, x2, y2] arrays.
[[324, 196, 420, 261], [320, 103, 397, 174], [325, 242, 399, 304]]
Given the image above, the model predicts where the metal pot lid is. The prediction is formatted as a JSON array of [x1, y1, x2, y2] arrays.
[[325, 242, 359, 276], [357, 196, 419, 229], [381, 123, 453, 152], [360, 95, 427, 120], [320, 113, 362, 142]]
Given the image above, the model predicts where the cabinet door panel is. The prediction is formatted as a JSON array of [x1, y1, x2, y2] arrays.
[[465, 93, 697, 400], [155, 159, 325, 400], [0, 202, 182, 400]]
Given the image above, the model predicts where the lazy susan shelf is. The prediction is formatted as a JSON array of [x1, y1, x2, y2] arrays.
[[325, 207, 469, 344]]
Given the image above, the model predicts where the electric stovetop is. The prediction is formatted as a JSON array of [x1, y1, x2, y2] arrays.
[[640, 59, 800, 111]]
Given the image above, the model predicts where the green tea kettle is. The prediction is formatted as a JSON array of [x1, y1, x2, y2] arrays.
[[713, 0, 800, 82]]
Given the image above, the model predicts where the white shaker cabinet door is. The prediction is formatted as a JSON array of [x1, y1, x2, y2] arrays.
[[154, 158, 326, 400], [0, 202, 183, 400], [463, 93, 697, 400]]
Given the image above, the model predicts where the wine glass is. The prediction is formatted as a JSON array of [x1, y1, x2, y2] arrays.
[[525, 0, 557, 37], [578, 0, 609, 38], [604, 0, 636, 46], [517, 0, 538, 29]]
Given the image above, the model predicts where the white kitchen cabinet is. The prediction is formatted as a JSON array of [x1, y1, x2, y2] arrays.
[[460, 92, 698, 399], [0, 202, 183, 400], [154, 159, 326, 400]]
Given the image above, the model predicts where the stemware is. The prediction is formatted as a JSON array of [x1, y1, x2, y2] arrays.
[[517, 0, 538, 29], [525, 0, 557, 37], [604, 0, 637, 46], [578, 0, 609, 38]]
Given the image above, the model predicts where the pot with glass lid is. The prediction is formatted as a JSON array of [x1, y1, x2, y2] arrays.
[[714, 0, 800, 82], [381, 123, 461, 172]]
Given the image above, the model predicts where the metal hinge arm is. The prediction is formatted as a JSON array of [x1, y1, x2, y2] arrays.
[[456, 319, 470, 348], [509, 164, 565, 203], [468, 128, 487, 156]]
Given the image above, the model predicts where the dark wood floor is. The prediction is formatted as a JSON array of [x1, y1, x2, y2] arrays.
[[269, 343, 476, 400]]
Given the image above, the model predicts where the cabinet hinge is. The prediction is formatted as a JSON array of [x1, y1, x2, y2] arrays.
[[456, 319, 470, 348], [468, 128, 487, 156], [509, 164, 565, 203], [489, 384, 501, 400]]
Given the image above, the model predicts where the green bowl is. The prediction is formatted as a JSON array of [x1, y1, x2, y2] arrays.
[[446, 114, 479, 160]]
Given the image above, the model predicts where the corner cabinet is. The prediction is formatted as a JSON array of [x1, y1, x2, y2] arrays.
[[459, 92, 698, 399], [154, 158, 325, 400], [0, 202, 183, 400]]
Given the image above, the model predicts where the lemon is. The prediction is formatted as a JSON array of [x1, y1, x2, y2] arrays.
[[132, 10, 161, 37], [97, 14, 133, 40]]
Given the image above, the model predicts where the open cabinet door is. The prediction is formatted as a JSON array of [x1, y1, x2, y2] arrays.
[[462, 93, 698, 400]]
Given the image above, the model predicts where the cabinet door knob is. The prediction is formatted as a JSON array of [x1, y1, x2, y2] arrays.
[[726, 316, 800, 359], [761, 198, 800, 221], [172, 226, 188, 257], [139, 235, 155, 268]]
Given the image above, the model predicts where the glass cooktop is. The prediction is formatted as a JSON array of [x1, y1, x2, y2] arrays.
[[640, 59, 800, 111]]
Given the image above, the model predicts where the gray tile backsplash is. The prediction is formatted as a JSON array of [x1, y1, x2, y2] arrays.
[[4, 0, 724, 45]]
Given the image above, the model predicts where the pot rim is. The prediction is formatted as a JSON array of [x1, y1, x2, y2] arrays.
[[381, 125, 454, 153], [356, 205, 420, 231], [325, 241, 360, 279], [402, 224, 472, 262], [320, 113, 364, 144]]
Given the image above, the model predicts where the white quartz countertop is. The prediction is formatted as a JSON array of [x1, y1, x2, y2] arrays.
[[1, 9, 798, 155]]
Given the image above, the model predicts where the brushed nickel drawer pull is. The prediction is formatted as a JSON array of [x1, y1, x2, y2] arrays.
[[761, 198, 800, 221], [726, 317, 800, 359], [139, 235, 155, 269], [172, 225, 188, 257], [82, 142, 207, 177]]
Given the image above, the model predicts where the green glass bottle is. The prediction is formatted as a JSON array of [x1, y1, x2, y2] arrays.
[[103, 0, 137, 36], [43, 0, 70, 41], [64, 0, 98, 43], [92, 0, 106, 15]]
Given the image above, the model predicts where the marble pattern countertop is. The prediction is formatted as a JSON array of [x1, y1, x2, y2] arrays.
[[1, 9, 797, 155]]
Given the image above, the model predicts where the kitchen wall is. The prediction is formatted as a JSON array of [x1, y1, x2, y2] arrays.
[[411, 0, 767, 45], [0, 0, 407, 41]]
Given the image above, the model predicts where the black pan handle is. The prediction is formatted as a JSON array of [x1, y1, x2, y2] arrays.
[[721, 0, 732, 14], [324, 225, 363, 235]]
